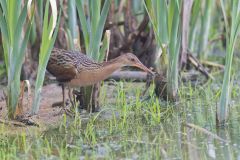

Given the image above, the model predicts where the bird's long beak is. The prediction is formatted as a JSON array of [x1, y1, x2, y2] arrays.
[[135, 62, 154, 75]]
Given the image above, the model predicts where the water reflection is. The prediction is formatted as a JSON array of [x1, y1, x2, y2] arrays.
[[216, 129, 232, 160], [43, 108, 240, 159], [41, 84, 240, 159], [170, 94, 240, 160], [207, 137, 216, 159]]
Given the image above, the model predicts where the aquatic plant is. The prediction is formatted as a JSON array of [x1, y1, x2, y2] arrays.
[[0, 0, 34, 118], [217, 0, 240, 126], [144, 0, 181, 101], [75, 0, 110, 111], [31, 0, 62, 114]]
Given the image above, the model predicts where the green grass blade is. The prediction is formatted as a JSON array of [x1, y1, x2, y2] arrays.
[[0, 6, 9, 47], [67, 0, 78, 49], [31, 0, 62, 114], [0, 0, 8, 18], [218, 0, 240, 126], [90, 0, 100, 36], [188, 0, 201, 51], [15, 17, 34, 80], [167, 0, 181, 99], [12, 3, 29, 69], [76, 0, 90, 53], [41, 0, 50, 45], [198, 0, 213, 58], [145, 0, 181, 101], [7, 0, 21, 43], [0, 0, 34, 118], [37, 0, 43, 27], [159, 0, 168, 43], [144, 0, 162, 46], [90, 0, 110, 61]]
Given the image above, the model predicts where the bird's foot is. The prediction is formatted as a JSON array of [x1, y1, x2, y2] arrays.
[[53, 107, 75, 117], [52, 100, 78, 117]]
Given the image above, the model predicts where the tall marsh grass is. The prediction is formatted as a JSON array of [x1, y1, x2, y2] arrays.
[[217, 0, 240, 126], [198, 1, 214, 59], [0, 0, 34, 118], [31, 0, 62, 114], [145, 0, 181, 101], [75, 0, 110, 111], [67, 0, 79, 50], [76, 0, 110, 61]]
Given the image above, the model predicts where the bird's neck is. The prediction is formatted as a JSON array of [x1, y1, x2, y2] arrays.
[[99, 57, 125, 76]]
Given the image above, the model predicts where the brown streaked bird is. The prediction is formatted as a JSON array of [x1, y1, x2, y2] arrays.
[[47, 48, 154, 113]]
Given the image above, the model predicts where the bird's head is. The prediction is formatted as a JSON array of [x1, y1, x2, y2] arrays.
[[119, 53, 154, 74]]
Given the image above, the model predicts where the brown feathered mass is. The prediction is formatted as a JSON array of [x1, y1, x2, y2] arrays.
[[47, 48, 153, 112]]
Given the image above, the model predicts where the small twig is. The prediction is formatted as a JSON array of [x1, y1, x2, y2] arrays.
[[187, 52, 214, 80], [0, 119, 26, 127], [105, 21, 125, 29], [184, 123, 229, 143], [201, 60, 224, 70]]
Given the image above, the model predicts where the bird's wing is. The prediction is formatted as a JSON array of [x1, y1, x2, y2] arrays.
[[71, 50, 102, 73], [47, 49, 78, 82], [47, 48, 101, 82]]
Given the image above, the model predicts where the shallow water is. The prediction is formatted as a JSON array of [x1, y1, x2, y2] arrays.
[[41, 81, 240, 159], [1, 80, 240, 159]]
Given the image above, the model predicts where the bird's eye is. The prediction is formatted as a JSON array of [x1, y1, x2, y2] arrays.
[[130, 58, 135, 61]]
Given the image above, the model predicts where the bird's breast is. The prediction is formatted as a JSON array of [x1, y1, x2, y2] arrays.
[[66, 63, 122, 87], [67, 70, 107, 87]]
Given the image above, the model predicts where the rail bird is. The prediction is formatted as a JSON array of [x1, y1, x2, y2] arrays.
[[47, 48, 154, 114]]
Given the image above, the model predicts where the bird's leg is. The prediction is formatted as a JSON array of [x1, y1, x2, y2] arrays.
[[51, 84, 65, 108], [68, 87, 75, 108], [62, 84, 75, 117], [53, 84, 74, 117], [72, 89, 84, 109], [68, 87, 79, 115]]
